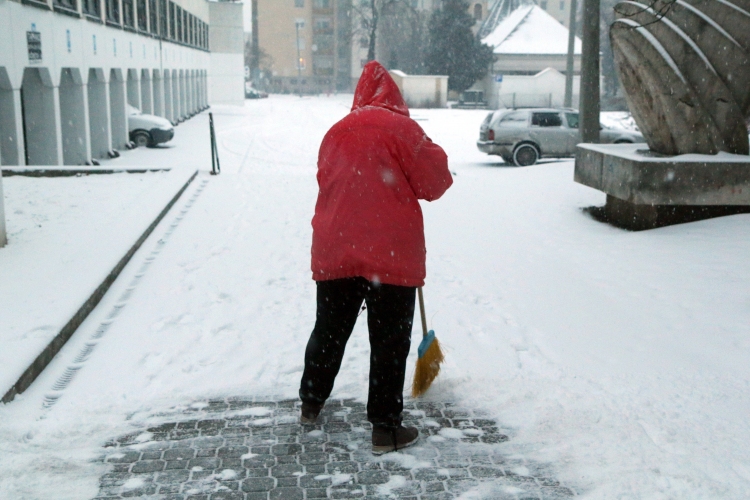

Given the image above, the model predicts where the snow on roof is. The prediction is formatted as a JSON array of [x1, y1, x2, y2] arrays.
[[481, 5, 582, 55]]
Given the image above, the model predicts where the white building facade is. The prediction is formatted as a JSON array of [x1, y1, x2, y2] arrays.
[[0, 0, 243, 167]]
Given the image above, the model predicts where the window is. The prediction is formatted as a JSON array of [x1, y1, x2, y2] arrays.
[[159, 0, 168, 36], [106, 0, 119, 23], [540, 0, 547, 9], [54, 0, 77, 12], [531, 112, 563, 127], [123, 0, 134, 27], [176, 6, 182, 41], [560, 0, 565, 10], [82, 0, 101, 17], [187, 14, 192, 45], [149, 0, 158, 33], [313, 0, 330, 8], [315, 18, 332, 31], [499, 111, 528, 128], [169, 2, 175, 39], [295, 0, 304, 6], [137, 0, 147, 30], [474, 3, 482, 20], [565, 113, 579, 129]]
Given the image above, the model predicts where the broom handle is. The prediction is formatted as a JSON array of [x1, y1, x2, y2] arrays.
[[417, 287, 428, 338]]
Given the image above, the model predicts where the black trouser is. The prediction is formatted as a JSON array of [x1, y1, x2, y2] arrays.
[[299, 277, 416, 429]]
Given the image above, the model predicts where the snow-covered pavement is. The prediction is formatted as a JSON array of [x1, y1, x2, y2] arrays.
[[1, 95, 749, 498]]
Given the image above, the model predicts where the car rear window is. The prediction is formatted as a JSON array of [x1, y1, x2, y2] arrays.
[[531, 112, 563, 127], [498, 111, 528, 128]]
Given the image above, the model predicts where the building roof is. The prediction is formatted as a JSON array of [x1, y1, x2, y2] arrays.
[[481, 5, 582, 55], [477, 0, 535, 40]]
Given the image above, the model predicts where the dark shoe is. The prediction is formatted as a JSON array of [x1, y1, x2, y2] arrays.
[[372, 425, 419, 455], [300, 402, 323, 424]]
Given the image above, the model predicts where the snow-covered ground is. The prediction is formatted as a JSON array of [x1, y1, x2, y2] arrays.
[[1, 94, 749, 498]]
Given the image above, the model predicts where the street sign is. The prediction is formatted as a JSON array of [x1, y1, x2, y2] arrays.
[[27, 31, 42, 63]]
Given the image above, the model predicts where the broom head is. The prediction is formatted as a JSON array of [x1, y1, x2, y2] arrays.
[[411, 330, 445, 398]]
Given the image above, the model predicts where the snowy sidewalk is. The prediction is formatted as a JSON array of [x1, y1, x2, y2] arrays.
[[0, 166, 198, 401], [1, 97, 749, 499]]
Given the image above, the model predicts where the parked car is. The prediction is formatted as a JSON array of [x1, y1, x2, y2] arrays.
[[127, 105, 174, 147], [245, 83, 269, 99], [477, 108, 644, 166]]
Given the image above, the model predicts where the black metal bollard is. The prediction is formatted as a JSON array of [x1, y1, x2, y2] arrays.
[[209, 112, 221, 175]]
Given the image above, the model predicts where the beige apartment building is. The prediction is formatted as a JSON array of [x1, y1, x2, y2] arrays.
[[254, 0, 351, 94]]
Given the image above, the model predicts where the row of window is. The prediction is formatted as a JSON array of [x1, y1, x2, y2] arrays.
[[295, 0, 333, 8], [48, 0, 208, 51]]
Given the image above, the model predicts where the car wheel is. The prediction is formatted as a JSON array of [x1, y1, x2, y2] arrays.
[[133, 131, 151, 148], [513, 143, 540, 167]]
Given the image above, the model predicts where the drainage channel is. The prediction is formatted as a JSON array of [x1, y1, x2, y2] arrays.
[[41, 176, 211, 411]]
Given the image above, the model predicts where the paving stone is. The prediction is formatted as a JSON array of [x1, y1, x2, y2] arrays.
[[304, 464, 326, 474], [210, 492, 244, 500], [165, 448, 197, 461], [276, 477, 298, 487], [131, 460, 166, 473], [242, 477, 276, 492], [356, 470, 390, 485], [106, 450, 141, 463], [268, 486, 304, 499], [95, 399, 574, 499], [270, 463, 303, 477]]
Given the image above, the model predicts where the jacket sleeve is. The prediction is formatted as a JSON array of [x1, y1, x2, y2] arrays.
[[398, 120, 453, 202]]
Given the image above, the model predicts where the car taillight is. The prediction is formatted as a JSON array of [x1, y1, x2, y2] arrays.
[[488, 129, 495, 141]]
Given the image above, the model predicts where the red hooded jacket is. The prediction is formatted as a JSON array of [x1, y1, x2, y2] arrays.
[[311, 61, 452, 287]]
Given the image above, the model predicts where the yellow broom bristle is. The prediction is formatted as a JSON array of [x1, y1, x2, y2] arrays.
[[411, 337, 445, 398]]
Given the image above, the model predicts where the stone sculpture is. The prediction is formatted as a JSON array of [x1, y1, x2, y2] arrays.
[[610, 0, 750, 156]]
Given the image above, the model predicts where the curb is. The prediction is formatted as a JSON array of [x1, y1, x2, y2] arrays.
[[1, 170, 200, 404], [1, 168, 171, 178]]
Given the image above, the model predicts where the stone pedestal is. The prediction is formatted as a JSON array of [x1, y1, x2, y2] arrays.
[[575, 143, 750, 230]]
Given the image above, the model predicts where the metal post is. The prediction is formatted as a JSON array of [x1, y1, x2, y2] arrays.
[[295, 21, 303, 98], [209, 112, 220, 175], [0, 171, 7, 247], [564, 0, 578, 108], [580, 0, 600, 143]]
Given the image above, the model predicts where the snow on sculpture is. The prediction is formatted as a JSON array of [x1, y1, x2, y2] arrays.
[[610, 0, 750, 156]]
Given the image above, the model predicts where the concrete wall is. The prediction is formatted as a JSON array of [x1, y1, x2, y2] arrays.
[[389, 71, 449, 109], [208, 2, 244, 107], [0, 0, 212, 166], [481, 67, 581, 109]]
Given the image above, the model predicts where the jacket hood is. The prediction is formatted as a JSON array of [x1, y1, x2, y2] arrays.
[[351, 61, 409, 117]]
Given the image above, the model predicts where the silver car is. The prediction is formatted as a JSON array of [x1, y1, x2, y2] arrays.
[[127, 105, 175, 148], [476, 108, 643, 166]]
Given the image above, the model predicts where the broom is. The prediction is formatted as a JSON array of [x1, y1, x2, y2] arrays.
[[411, 286, 445, 397]]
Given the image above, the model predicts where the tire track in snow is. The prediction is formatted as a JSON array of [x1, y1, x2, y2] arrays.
[[40, 177, 211, 412]]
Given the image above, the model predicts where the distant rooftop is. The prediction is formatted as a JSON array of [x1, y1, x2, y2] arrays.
[[481, 4, 582, 55], [477, 0, 535, 39]]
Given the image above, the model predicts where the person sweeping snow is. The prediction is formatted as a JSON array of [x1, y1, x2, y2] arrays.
[[299, 61, 453, 454]]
